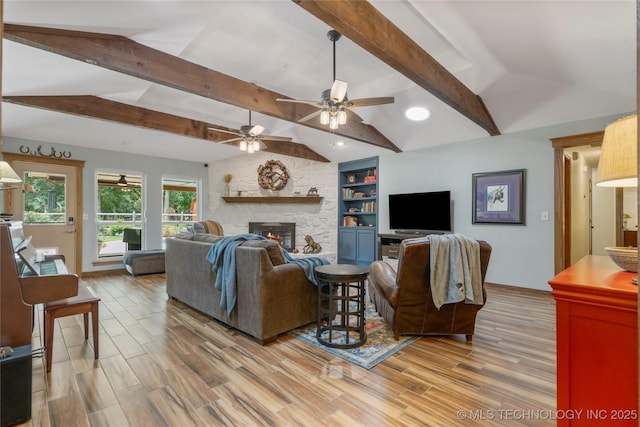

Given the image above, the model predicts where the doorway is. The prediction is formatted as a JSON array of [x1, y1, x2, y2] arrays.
[[552, 131, 626, 273], [3, 153, 84, 275]]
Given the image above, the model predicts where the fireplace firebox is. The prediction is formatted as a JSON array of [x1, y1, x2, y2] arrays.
[[249, 222, 295, 252]]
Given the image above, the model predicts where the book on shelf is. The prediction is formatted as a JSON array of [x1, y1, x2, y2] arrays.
[[342, 188, 369, 199], [344, 216, 358, 227], [361, 201, 376, 213]]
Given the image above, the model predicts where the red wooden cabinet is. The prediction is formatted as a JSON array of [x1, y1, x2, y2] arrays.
[[549, 256, 638, 426]]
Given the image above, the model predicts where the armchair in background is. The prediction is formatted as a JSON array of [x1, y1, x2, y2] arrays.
[[368, 237, 492, 341], [191, 220, 224, 236], [122, 228, 141, 251]]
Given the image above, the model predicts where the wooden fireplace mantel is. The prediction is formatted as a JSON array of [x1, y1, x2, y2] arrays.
[[221, 196, 323, 204]]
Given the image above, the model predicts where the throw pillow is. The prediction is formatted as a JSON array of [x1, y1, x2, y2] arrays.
[[241, 240, 287, 266]]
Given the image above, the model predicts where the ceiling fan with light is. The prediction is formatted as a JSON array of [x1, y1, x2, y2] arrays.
[[208, 111, 292, 153], [277, 30, 394, 131]]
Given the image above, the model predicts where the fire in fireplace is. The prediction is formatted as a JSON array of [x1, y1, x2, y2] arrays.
[[249, 222, 296, 252]]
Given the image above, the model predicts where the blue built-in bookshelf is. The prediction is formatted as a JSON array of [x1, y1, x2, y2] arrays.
[[337, 156, 378, 265]]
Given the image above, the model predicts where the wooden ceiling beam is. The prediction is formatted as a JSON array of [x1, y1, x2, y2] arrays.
[[4, 24, 400, 153], [3, 95, 331, 163], [293, 0, 501, 136]]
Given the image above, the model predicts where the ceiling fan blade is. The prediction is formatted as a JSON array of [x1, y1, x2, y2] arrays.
[[298, 110, 322, 123], [261, 135, 293, 142], [348, 96, 395, 107], [249, 125, 265, 136], [218, 137, 243, 144], [208, 127, 241, 137], [330, 80, 348, 103], [276, 98, 322, 107]]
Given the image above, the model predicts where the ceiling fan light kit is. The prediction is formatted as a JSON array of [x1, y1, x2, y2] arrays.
[[208, 111, 289, 154], [247, 140, 260, 154], [320, 110, 330, 125], [276, 30, 394, 132]]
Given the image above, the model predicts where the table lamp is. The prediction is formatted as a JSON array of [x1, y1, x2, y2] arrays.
[[595, 114, 638, 277], [0, 160, 21, 190]]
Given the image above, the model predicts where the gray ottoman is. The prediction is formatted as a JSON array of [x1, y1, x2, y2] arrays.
[[123, 249, 166, 276]]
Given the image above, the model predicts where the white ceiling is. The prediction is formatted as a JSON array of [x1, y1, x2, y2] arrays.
[[2, 0, 636, 164]]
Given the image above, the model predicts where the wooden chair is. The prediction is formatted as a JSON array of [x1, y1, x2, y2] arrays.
[[43, 286, 100, 372]]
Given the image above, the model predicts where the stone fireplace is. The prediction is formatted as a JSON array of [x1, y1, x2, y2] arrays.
[[249, 222, 296, 252]]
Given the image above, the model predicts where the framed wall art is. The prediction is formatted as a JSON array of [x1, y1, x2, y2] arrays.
[[472, 169, 526, 225]]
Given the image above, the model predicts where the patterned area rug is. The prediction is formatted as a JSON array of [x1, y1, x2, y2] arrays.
[[289, 299, 418, 369]]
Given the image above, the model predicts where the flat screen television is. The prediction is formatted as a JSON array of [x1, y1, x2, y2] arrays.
[[388, 190, 452, 234]]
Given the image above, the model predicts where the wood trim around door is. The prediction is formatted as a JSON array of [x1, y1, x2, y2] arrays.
[[3, 152, 85, 277], [550, 131, 604, 275]]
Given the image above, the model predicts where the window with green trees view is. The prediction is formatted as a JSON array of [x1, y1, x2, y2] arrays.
[[96, 173, 198, 257], [97, 172, 143, 258], [23, 172, 66, 224], [162, 177, 198, 238]]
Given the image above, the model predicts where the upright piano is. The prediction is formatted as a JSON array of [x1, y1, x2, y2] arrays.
[[0, 223, 78, 426]]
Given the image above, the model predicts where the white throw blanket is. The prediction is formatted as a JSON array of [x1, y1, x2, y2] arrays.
[[428, 234, 483, 309]]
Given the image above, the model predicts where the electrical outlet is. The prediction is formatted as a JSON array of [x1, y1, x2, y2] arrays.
[[541, 211, 549, 221]]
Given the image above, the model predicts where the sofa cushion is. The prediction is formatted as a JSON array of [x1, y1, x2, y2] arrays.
[[193, 234, 224, 244], [241, 240, 287, 266], [174, 232, 195, 241]]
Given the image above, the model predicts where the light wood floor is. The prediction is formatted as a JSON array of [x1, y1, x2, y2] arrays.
[[21, 273, 556, 427]]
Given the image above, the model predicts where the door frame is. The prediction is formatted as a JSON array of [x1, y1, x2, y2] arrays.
[[3, 152, 85, 277], [550, 130, 623, 274]]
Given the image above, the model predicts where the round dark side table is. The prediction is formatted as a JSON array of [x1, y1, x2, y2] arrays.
[[314, 264, 369, 349]]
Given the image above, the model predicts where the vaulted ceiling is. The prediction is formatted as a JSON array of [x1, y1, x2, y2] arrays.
[[2, 1, 635, 164]]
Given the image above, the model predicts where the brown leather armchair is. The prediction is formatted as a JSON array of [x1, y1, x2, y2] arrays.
[[368, 237, 492, 341]]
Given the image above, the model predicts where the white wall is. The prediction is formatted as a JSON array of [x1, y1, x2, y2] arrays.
[[3, 137, 209, 273], [591, 168, 616, 255], [377, 114, 625, 291], [570, 152, 591, 264], [623, 188, 638, 231], [207, 153, 338, 258]]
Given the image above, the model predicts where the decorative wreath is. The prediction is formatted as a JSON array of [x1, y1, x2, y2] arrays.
[[257, 159, 290, 191]]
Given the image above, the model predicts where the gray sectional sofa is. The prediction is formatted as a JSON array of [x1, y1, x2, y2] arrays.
[[165, 233, 319, 343]]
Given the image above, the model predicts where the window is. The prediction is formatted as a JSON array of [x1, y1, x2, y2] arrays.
[[162, 177, 198, 239], [96, 172, 143, 258], [22, 172, 66, 224]]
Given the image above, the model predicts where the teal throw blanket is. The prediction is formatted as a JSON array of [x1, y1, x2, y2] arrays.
[[206, 233, 329, 315]]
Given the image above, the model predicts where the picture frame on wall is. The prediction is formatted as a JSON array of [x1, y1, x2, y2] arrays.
[[472, 169, 526, 225]]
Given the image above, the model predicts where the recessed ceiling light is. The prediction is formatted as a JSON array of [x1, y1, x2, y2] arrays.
[[405, 107, 431, 121], [336, 141, 345, 146]]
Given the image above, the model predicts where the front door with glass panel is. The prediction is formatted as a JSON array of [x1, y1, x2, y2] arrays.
[[11, 161, 77, 273]]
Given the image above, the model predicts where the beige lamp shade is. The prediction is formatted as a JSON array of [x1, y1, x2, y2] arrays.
[[596, 114, 637, 187], [0, 160, 22, 183]]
